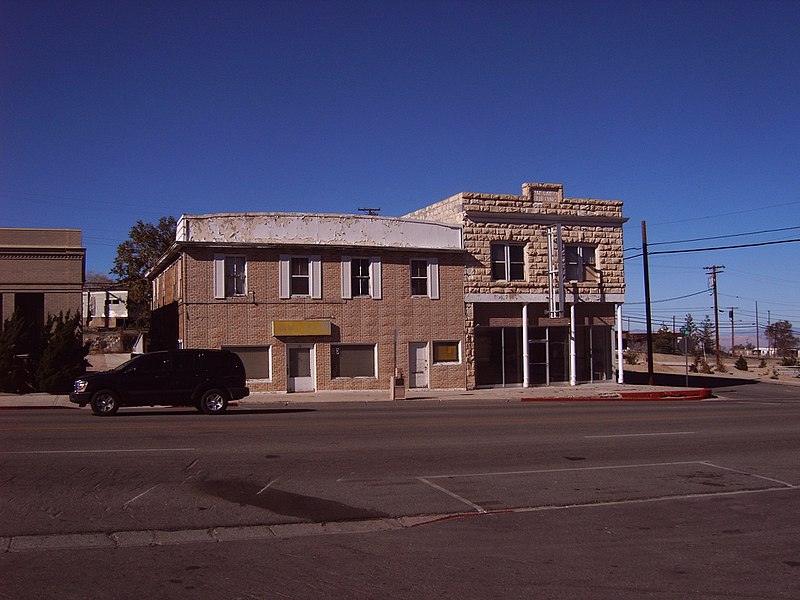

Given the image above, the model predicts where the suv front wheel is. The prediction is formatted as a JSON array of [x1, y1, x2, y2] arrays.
[[198, 389, 228, 415], [90, 390, 120, 416]]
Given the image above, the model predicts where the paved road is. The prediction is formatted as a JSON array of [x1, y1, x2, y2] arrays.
[[1, 382, 799, 598]]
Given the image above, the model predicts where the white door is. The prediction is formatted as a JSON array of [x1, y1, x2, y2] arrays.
[[287, 344, 315, 392], [408, 342, 429, 388]]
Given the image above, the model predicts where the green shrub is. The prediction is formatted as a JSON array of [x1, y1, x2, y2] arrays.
[[734, 356, 748, 371], [34, 312, 90, 394]]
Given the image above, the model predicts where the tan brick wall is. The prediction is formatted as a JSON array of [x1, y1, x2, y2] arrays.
[[154, 246, 466, 392]]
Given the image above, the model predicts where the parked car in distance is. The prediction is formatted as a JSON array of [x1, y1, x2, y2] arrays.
[[70, 349, 249, 416]]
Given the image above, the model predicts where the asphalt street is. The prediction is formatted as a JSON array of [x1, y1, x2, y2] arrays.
[[1, 381, 799, 599]]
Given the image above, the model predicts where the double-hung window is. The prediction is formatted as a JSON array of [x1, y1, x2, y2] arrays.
[[213, 254, 247, 298], [565, 245, 598, 282], [279, 255, 322, 298], [341, 257, 382, 299], [490, 243, 525, 281], [410, 258, 439, 299]]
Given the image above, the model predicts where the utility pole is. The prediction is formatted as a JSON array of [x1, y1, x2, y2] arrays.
[[726, 307, 738, 355], [755, 301, 760, 357], [642, 221, 655, 385], [704, 265, 724, 369]]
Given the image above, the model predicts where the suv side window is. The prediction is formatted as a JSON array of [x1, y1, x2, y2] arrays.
[[172, 351, 197, 373], [132, 353, 170, 374]]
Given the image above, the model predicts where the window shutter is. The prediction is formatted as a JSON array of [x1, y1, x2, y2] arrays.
[[428, 258, 440, 300], [279, 255, 290, 299], [311, 256, 322, 299], [213, 254, 225, 299], [370, 257, 382, 300], [341, 256, 352, 299]]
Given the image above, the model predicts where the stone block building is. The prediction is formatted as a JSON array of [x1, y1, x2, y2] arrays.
[[148, 181, 626, 392], [405, 182, 626, 388], [0, 228, 86, 351]]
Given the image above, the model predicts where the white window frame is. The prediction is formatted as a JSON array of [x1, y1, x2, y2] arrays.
[[341, 256, 382, 300], [279, 255, 322, 299], [490, 243, 525, 282], [565, 245, 598, 283], [214, 254, 247, 299], [410, 258, 439, 299]]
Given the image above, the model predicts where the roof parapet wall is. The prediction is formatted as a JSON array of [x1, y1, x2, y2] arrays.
[[176, 213, 463, 250]]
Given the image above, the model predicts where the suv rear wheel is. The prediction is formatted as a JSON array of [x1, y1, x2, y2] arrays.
[[90, 390, 120, 416], [199, 389, 228, 415]]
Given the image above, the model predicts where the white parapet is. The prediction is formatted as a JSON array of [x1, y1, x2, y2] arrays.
[[177, 213, 463, 250]]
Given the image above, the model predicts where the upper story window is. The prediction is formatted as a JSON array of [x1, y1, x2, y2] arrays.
[[490, 243, 525, 281], [279, 255, 322, 299], [410, 258, 440, 299], [341, 257, 382, 299], [565, 245, 598, 282], [290, 257, 310, 295], [213, 254, 247, 298]]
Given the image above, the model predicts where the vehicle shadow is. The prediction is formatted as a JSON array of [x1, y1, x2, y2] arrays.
[[625, 371, 760, 389], [108, 408, 317, 417]]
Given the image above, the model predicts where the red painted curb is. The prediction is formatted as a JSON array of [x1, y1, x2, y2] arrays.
[[521, 388, 713, 402]]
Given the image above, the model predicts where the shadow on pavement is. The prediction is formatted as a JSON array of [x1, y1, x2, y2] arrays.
[[625, 371, 759, 389], [104, 408, 317, 417]]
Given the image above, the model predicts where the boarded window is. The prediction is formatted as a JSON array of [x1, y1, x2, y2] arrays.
[[331, 344, 376, 378], [433, 341, 460, 364], [223, 346, 271, 379]]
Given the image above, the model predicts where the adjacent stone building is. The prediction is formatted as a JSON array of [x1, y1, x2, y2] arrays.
[[148, 181, 626, 392], [0, 228, 86, 351], [405, 182, 626, 388]]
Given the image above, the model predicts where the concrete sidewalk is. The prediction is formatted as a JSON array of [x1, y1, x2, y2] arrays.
[[0, 382, 713, 411]]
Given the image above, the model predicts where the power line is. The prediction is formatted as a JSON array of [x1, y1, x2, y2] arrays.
[[625, 237, 800, 259], [650, 200, 800, 226], [625, 225, 800, 252]]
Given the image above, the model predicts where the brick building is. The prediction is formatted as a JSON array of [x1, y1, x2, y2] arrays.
[[405, 182, 626, 388], [0, 228, 86, 351], [149, 181, 626, 392], [148, 213, 467, 392]]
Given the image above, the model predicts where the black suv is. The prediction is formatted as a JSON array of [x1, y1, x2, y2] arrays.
[[70, 349, 249, 416]]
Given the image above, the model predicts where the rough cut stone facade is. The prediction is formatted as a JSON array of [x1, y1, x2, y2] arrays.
[[405, 182, 626, 389]]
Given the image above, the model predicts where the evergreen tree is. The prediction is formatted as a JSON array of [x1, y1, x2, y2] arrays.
[[34, 312, 90, 394], [653, 324, 675, 354], [0, 313, 34, 393], [765, 320, 798, 359]]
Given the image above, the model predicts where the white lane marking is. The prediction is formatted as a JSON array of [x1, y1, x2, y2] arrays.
[[421, 460, 702, 480], [700, 461, 796, 488], [122, 484, 160, 509], [585, 431, 697, 439], [256, 479, 279, 495], [1, 448, 197, 454], [417, 477, 487, 514]]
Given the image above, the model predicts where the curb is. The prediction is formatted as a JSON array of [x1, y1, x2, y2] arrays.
[[521, 388, 713, 402]]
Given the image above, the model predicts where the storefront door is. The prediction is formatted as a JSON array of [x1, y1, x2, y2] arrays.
[[287, 344, 315, 392]]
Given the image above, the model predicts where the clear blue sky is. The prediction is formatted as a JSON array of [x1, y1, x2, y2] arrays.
[[2, 0, 798, 345]]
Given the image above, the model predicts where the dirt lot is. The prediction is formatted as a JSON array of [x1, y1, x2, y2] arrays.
[[624, 351, 800, 386]]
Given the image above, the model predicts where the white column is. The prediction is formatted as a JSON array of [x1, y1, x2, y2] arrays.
[[569, 303, 577, 386], [522, 304, 530, 387], [616, 303, 624, 384]]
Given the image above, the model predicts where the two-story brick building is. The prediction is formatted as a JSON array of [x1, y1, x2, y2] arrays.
[[148, 213, 467, 392], [148, 181, 626, 392]]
